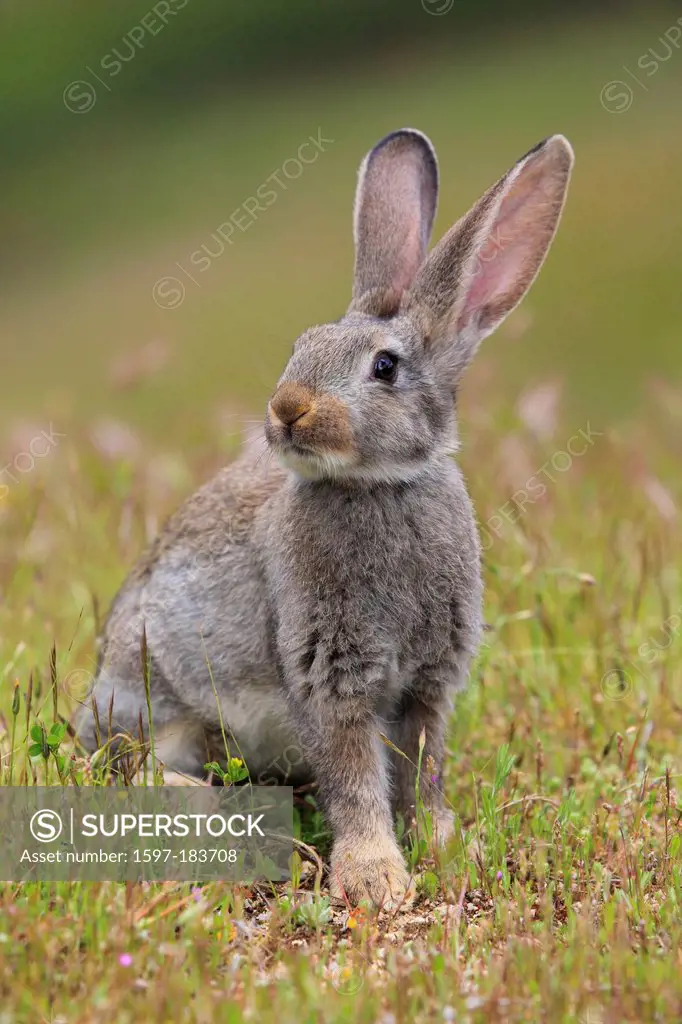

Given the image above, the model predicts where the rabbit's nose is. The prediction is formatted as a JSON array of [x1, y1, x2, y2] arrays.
[[269, 383, 314, 427]]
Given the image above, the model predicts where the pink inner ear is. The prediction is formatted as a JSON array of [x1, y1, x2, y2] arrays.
[[457, 161, 554, 334], [394, 219, 424, 296], [387, 154, 433, 296]]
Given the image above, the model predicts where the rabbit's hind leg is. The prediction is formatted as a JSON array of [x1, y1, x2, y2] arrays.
[[147, 718, 211, 786], [74, 665, 210, 785]]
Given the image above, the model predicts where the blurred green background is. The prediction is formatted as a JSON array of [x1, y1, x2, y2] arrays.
[[2, 0, 681, 448]]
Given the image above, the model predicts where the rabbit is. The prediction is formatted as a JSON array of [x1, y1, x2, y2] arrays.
[[76, 127, 573, 908]]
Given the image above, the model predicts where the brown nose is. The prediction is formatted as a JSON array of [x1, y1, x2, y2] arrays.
[[269, 383, 313, 427]]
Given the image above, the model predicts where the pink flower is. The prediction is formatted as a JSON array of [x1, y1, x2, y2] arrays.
[[191, 886, 202, 902], [118, 953, 133, 967]]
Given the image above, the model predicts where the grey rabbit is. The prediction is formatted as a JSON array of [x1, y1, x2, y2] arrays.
[[76, 128, 573, 907]]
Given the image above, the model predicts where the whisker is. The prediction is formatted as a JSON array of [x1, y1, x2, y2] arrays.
[[254, 442, 275, 476]]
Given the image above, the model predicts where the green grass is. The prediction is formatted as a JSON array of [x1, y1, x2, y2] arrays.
[[1, 385, 681, 1021]]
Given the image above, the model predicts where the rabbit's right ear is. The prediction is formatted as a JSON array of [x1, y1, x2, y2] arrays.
[[349, 129, 439, 318], [401, 135, 574, 385]]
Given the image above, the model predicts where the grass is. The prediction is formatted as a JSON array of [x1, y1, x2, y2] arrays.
[[0, 379, 681, 1022]]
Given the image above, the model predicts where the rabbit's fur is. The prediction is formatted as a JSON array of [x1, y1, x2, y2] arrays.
[[77, 129, 573, 907]]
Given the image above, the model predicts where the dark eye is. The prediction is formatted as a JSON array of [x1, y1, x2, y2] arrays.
[[372, 351, 398, 383]]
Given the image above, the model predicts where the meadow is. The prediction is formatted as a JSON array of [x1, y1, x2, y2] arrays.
[[1, 7, 682, 1022], [1, 382, 681, 1022]]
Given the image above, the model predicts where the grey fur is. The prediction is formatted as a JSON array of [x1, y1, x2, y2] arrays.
[[76, 129, 573, 906]]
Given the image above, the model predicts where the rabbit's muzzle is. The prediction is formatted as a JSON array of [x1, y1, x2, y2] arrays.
[[269, 382, 313, 428], [266, 382, 355, 463]]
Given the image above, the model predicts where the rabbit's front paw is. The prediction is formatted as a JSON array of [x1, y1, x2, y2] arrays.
[[329, 835, 415, 910]]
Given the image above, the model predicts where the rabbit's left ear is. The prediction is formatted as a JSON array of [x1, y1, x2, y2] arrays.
[[349, 129, 439, 317], [402, 135, 573, 382]]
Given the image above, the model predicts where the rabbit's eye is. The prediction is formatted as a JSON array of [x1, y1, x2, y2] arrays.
[[372, 351, 398, 383]]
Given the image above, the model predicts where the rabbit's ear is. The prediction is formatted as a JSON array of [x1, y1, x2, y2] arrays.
[[349, 129, 439, 318], [402, 135, 573, 382]]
